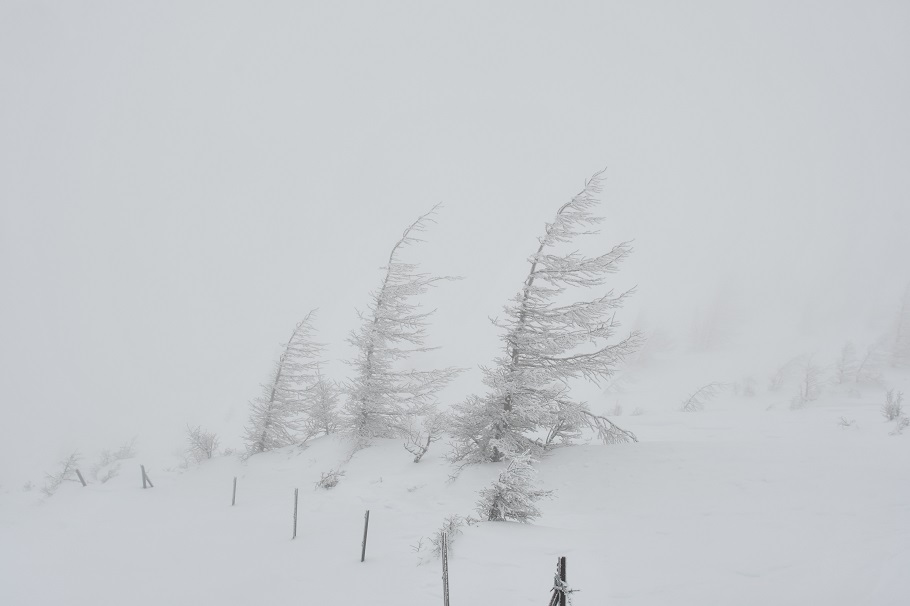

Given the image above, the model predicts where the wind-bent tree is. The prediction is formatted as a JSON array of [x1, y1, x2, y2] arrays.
[[243, 310, 324, 456], [450, 170, 640, 464], [342, 206, 461, 447]]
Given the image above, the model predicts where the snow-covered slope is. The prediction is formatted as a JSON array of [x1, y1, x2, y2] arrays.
[[2, 383, 908, 606]]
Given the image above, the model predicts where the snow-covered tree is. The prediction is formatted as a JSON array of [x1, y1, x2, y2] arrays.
[[475, 453, 553, 522], [243, 310, 324, 456], [450, 170, 640, 464], [856, 341, 886, 385], [790, 358, 822, 409], [342, 206, 462, 447], [891, 284, 910, 368], [302, 365, 341, 439], [835, 342, 858, 384]]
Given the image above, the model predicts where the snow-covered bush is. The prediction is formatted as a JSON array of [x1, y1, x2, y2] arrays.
[[185, 425, 220, 463], [42, 452, 82, 497], [91, 439, 137, 483], [315, 469, 345, 489], [426, 514, 474, 558], [882, 389, 904, 421], [403, 407, 448, 462], [475, 454, 553, 523]]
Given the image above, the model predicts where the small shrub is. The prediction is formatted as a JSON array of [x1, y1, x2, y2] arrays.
[[315, 469, 345, 489], [91, 438, 137, 482], [882, 390, 904, 421], [42, 452, 82, 497], [185, 425, 219, 464]]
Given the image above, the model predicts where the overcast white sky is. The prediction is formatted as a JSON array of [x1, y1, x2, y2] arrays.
[[2, 1, 909, 483]]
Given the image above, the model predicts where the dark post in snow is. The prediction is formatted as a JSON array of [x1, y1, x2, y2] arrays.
[[232, 477, 237, 506], [441, 531, 450, 606], [360, 510, 370, 562], [75, 469, 87, 487], [141, 465, 154, 489], [559, 556, 567, 606], [548, 556, 568, 606], [292, 488, 299, 540]]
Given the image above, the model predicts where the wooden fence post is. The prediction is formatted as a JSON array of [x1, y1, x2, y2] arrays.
[[360, 510, 370, 562], [292, 488, 299, 540], [75, 469, 87, 487], [442, 531, 450, 606], [559, 556, 567, 606], [548, 556, 568, 606], [141, 465, 154, 489], [232, 477, 237, 506]]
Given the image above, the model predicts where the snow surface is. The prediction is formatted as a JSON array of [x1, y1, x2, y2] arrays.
[[2, 378, 908, 606]]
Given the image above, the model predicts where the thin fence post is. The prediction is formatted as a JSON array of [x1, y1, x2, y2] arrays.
[[140, 465, 153, 489], [442, 531, 450, 606], [360, 510, 370, 562], [75, 469, 87, 487], [232, 477, 237, 506], [292, 488, 299, 540]]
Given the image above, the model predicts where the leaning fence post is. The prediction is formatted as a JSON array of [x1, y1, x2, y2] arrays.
[[442, 531, 450, 606], [140, 465, 154, 489], [292, 488, 299, 540], [75, 469, 87, 487], [232, 477, 237, 506], [360, 510, 370, 562]]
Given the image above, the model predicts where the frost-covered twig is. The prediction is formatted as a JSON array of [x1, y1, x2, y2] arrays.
[[680, 382, 726, 412]]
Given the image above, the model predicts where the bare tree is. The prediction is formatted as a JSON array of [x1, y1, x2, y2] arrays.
[[342, 206, 462, 447], [243, 310, 324, 456], [791, 358, 822, 409], [680, 382, 726, 412], [450, 170, 640, 464]]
